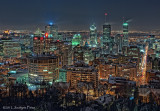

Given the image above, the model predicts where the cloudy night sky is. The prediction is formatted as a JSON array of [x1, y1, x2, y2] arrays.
[[0, 0, 159, 31]]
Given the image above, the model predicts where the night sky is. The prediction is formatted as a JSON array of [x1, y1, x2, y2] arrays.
[[0, 0, 160, 31]]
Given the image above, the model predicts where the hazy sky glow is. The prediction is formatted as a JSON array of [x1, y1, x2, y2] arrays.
[[0, 0, 160, 31]]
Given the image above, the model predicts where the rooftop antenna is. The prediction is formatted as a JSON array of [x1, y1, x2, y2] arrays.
[[123, 17, 125, 23], [105, 13, 108, 23]]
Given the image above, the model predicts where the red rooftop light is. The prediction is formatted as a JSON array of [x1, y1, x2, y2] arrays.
[[40, 37, 44, 40], [34, 37, 38, 40], [45, 33, 48, 38]]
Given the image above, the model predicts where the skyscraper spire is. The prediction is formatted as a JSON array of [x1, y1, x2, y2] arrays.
[[123, 17, 125, 23], [105, 13, 108, 23]]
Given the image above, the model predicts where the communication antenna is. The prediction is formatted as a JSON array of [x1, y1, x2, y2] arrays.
[[105, 13, 107, 23], [123, 17, 125, 23]]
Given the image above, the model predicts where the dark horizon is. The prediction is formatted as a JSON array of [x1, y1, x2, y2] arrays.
[[0, 0, 160, 31]]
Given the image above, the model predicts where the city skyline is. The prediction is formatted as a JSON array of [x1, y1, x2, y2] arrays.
[[0, 1, 160, 110], [0, 0, 160, 31]]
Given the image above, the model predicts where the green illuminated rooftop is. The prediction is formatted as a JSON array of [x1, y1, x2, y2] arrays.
[[90, 24, 96, 31], [72, 34, 81, 46], [123, 23, 128, 26]]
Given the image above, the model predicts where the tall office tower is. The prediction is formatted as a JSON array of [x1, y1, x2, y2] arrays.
[[28, 54, 58, 84], [45, 23, 60, 53], [44, 32, 54, 53], [53, 41, 72, 67], [72, 45, 94, 64], [90, 24, 97, 47], [123, 22, 129, 47], [83, 44, 94, 64], [33, 36, 45, 55], [72, 45, 84, 64], [45, 23, 58, 40], [103, 23, 111, 43], [115, 34, 123, 53], [33, 29, 44, 55], [33, 28, 54, 54], [72, 34, 81, 48], [103, 23, 112, 54]]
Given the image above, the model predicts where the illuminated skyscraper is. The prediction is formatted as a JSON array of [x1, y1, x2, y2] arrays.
[[90, 24, 97, 47], [115, 34, 123, 53], [72, 45, 94, 64], [123, 22, 129, 47], [103, 23, 111, 43], [33, 28, 54, 54], [45, 23, 60, 53], [44, 32, 54, 53], [33, 35, 45, 55], [102, 23, 112, 54], [73, 45, 83, 64], [72, 34, 81, 48], [53, 41, 72, 66], [45, 23, 58, 40], [33, 28, 45, 55]]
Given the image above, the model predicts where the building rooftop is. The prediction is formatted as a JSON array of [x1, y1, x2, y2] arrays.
[[28, 53, 57, 60]]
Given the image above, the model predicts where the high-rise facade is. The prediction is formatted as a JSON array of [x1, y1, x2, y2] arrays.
[[28, 54, 58, 84], [123, 22, 129, 47], [72, 34, 81, 48], [102, 23, 112, 54], [115, 34, 123, 53], [90, 24, 97, 47], [33, 29, 45, 55], [2, 38, 21, 58], [53, 41, 72, 66], [45, 23, 58, 40], [33, 36, 45, 55], [103, 23, 111, 44], [44, 34, 54, 53], [33, 24, 59, 54], [66, 61, 98, 89], [73, 45, 84, 64]]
